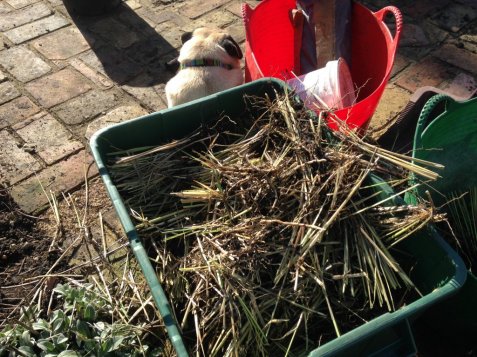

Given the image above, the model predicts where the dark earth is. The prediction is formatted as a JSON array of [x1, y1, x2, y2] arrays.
[[0, 185, 62, 324]]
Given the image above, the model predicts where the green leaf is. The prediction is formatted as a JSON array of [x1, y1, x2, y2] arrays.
[[36, 339, 56, 352], [53, 284, 67, 296], [100, 329, 109, 340], [32, 319, 51, 332], [75, 320, 91, 339], [94, 321, 106, 331], [84, 338, 97, 351], [39, 330, 52, 340], [57, 351, 81, 357], [52, 317, 65, 333], [56, 333, 69, 345], [20, 330, 32, 347], [106, 335, 125, 352], [83, 304, 96, 322], [52, 310, 65, 322], [18, 345, 36, 357]]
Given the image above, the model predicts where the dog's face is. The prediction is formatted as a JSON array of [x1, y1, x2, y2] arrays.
[[167, 28, 241, 68]]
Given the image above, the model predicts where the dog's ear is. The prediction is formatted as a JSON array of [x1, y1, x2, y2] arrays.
[[181, 31, 193, 44], [220, 36, 243, 59], [165, 57, 180, 72]]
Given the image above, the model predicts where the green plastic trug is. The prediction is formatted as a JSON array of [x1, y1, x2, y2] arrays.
[[90, 79, 466, 357], [412, 94, 477, 204]]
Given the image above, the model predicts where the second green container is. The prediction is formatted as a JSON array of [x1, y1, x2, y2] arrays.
[[408, 94, 477, 353]]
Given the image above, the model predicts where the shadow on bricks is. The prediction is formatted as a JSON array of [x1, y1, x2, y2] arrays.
[[63, 1, 178, 87]]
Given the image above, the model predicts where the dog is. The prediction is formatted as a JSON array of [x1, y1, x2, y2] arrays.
[[165, 27, 244, 108]]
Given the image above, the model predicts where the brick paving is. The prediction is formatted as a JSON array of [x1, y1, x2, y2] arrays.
[[0, 0, 476, 218]]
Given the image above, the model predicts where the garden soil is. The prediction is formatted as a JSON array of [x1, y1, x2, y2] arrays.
[[0, 186, 63, 323], [0, 178, 123, 325]]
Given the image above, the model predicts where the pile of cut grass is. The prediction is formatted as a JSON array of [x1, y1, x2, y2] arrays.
[[109, 92, 439, 356]]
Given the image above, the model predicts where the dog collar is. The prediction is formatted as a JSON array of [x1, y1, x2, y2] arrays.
[[180, 58, 233, 70]]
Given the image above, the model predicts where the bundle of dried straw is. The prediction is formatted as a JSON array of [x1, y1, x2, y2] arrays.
[[108, 92, 440, 356]]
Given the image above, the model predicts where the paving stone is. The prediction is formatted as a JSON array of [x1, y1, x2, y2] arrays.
[[455, 0, 477, 6], [11, 150, 97, 214], [396, 57, 453, 92], [118, 6, 156, 29], [226, 2, 241, 17], [69, 58, 114, 90], [78, 47, 143, 85], [402, 0, 451, 18], [226, 1, 260, 17], [0, 2, 51, 32], [361, 0, 409, 11], [401, 24, 430, 48], [46, 0, 62, 6], [16, 113, 83, 165], [89, 18, 139, 49], [370, 84, 410, 129], [0, 1, 13, 13], [0, 96, 40, 129], [51, 59, 70, 70], [114, 7, 180, 68], [0, 81, 20, 105], [25, 68, 92, 108], [125, 35, 177, 66], [398, 21, 448, 60], [460, 21, 477, 45], [440, 72, 477, 99], [11, 110, 44, 130], [31, 27, 91, 60], [53, 89, 121, 125], [191, 8, 237, 30], [126, 48, 177, 84], [122, 74, 167, 111], [124, 0, 142, 10], [0, 45, 51, 82], [0, 129, 42, 185], [225, 23, 246, 44], [391, 54, 411, 78], [431, 3, 477, 33], [0, 69, 6, 82], [179, 0, 232, 20], [5, 0, 41, 9], [134, 7, 187, 27], [456, 0, 477, 8], [85, 105, 149, 140], [122, 85, 167, 111], [155, 21, 183, 50], [4, 14, 69, 44], [462, 41, 477, 55], [433, 44, 477, 75]]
